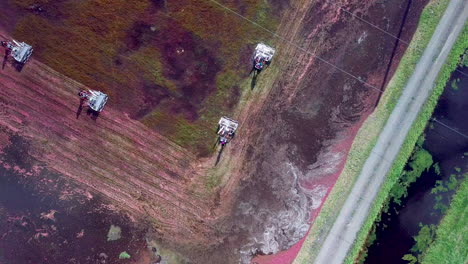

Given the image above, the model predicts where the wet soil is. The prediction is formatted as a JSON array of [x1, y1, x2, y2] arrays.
[[0, 45, 214, 252], [226, 0, 429, 262], [365, 66, 468, 264], [0, 133, 147, 264]]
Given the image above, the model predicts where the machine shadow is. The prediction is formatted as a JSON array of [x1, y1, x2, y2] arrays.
[[12, 61, 25, 72], [214, 145, 224, 166], [250, 70, 258, 90], [86, 108, 100, 121], [213, 138, 219, 149], [2, 55, 7, 70], [76, 101, 84, 119]]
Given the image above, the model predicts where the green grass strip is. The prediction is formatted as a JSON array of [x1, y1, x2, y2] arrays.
[[344, 11, 468, 264], [293, 0, 456, 262], [420, 177, 468, 264]]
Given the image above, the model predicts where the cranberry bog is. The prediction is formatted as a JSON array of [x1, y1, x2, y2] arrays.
[[0, 0, 429, 263]]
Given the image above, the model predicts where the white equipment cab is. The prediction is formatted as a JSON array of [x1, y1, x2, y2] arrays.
[[217, 117, 239, 146], [253, 43, 275, 71], [1, 40, 33, 64], [80, 90, 109, 112]]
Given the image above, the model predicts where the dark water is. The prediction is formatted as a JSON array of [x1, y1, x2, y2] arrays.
[[365, 66, 468, 264], [0, 135, 146, 264]]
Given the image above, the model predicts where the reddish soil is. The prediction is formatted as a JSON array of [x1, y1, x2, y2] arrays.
[[0, 32, 216, 245], [0, 0, 429, 263], [0, 149, 147, 264]]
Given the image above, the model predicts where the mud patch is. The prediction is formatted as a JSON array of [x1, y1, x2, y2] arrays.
[[133, 82, 170, 119], [123, 18, 221, 121], [1, 133, 35, 171], [158, 25, 220, 107], [149, 0, 167, 11], [124, 22, 155, 52]]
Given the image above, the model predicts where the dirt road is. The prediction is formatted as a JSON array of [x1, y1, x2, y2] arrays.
[[314, 1, 468, 263]]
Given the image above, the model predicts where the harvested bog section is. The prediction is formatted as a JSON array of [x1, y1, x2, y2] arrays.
[[0, 0, 278, 156], [229, 0, 429, 262], [0, 163, 147, 264], [0, 50, 216, 246]]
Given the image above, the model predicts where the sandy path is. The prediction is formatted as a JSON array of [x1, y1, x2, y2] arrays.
[[314, 1, 468, 263]]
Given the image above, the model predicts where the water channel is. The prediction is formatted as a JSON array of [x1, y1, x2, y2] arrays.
[[365, 66, 468, 264]]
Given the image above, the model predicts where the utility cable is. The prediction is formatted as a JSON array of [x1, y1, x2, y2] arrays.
[[431, 117, 468, 139], [207, 0, 385, 94], [335, 2, 468, 78], [206, 0, 468, 140], [6, 2, 466, 148]]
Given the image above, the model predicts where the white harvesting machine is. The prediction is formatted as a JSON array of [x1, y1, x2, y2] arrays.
[[217, 116, 239, 146], [2, 40, 33, 64], [80, 90, 109, 112], [253, 43, 275, 71]]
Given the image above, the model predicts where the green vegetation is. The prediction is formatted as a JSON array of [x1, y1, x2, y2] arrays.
[[390, 145, 433, 205], [118, 251, 131, 259], [461, 50, 468, 67], [403, 224, 437, 263], [411, 224, 437, 254], [450, 78, 460, 90], [431, 170, 466, 214], [420, 177, 468, 264], [107, 224, 122, 241], [294, 1, 454, 262], [402, 170, 466, 263], [353, 142, 433, 264], [433, 162, 441, 175]]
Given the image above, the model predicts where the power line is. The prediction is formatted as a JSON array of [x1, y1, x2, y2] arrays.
[[206, 0, 468, 138], [335, 2, 468, 78], [207, 0, 385, 94], [5, 1, 467, 146], [337, 5, 410, 45], [431, 118, 468, 139]]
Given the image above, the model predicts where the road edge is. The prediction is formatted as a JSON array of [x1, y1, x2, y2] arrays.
[[293, 0, 454, 263], [344, 15, 468, 264]]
